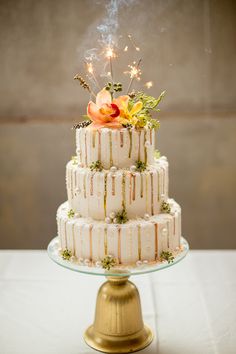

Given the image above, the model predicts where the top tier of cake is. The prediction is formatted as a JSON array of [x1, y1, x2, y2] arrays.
[[76, 127, 155, 169]]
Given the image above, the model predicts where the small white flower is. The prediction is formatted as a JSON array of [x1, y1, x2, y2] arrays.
[[136, 260, 143, 267], [143, 260, 149, 264], [144, 213, 150, 221], [113, 218, 118, 224]]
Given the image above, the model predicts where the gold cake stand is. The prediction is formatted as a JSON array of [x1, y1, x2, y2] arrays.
[[48, 237, 189, 353]]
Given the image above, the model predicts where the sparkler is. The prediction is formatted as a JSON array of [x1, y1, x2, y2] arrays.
[[144, 81, 153, 89], [85, 61, 101, 89], [125, 59, 142, 93], [105, 47, 115, 82], [127, 34, 140, 52]]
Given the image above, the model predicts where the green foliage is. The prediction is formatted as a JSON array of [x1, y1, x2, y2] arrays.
[[115, 208, 128, 224], [101, 255, 117, 270], [90, 160, 104, 172], [154, 149, 161, 159], [67, 209, 75, 218], [71, 156, 78, 165], [161, 201, 171, 214], [160, 251, 174, 264], [135, 160, 147, 172], [62, 249, 72, 260], [105, 82, 122, 96], [129, 90, 165, 129]]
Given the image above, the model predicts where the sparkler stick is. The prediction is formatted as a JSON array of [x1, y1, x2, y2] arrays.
[[85, 61, 101, 89], [105, 47, 115, 83], [126, 58, 142, 94], [128, 34, 140, 52]]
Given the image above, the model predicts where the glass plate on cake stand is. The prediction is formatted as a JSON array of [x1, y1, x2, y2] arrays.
[[48, 236, 189, 353]]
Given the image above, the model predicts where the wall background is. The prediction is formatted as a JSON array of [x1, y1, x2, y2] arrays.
[[0, 0, 236, 249]]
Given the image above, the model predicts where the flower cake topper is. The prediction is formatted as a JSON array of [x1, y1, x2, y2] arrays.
[[74, 34, 165, 130]]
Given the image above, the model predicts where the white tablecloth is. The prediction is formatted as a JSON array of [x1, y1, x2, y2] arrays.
[[0, 250, 235, 354]]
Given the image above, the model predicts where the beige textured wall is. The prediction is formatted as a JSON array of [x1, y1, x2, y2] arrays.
[[0, 0, 236, 249]]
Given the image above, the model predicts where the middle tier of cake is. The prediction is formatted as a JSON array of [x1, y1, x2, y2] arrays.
[[66, 156, 169, 220]]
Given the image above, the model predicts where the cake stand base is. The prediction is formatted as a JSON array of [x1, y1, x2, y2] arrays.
[[84, 274, 153, 353]]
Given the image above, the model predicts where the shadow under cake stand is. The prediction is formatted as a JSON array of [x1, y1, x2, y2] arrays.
[[47, 236, 189, 353]]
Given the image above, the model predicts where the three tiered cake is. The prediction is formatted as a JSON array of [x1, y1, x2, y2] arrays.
[[57, 85, 182, 267]]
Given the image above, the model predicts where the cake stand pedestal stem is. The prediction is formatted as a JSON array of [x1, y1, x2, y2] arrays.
[[84, 274, 153, 353]]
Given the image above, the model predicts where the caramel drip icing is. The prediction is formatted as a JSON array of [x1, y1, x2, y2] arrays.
[[109, 130, 113, 167], [150, 172, 154, 215], [72, 223, 76, 256], [118, 227, 121, 263], [90, 174, 94, 196], [83, 173, 87, 198], [104, 227, 108, 256], [89, 224, 93, 260], [140, 173, 144, 198], [150, 129, 153, 145], [128, 228, 132, 258], [128, 130, 132, 158], [120, 131, 124, 147], [112, 175, 116, 196], [84, 130, 88, 166], [104, 174, 107, 217], [122, 172, 126, 209], [155, 223, 158, 260], [138, 224, 141, 260], [98, 130, 101, 161], [132, 174, 136, 201], [92, 130, 96, 148], [129, 173, 132, 205], [138, 130, 141, 160], [144, 130, 147, 164], [145, 173, 148, 212], [64, 220, 68, 248]]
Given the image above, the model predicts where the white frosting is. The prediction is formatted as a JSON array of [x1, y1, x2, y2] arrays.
[[66, 156, 169, 220], [76, 127, 155, 169], [57, 199, 181, 264]]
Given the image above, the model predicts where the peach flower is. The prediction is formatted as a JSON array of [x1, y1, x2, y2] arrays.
[[87, 88, 123, 128]]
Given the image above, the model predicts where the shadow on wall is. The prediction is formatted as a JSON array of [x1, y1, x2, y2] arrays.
[[0, 0, 236, 248]]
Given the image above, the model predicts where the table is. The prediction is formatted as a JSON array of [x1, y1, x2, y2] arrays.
[[0, 250, 235, 354]]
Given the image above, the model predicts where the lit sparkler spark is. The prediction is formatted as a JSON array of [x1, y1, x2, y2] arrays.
[[86, 62, 94, 74], [85, 61, 101, 89], [105, 47, 116, 59], [125, 59, 142, 93], [124, 60, 142, 80], [127, 34, 140, 51], [144, 81, 153, 89], [124, 45, 128, 52], [105, 47, 116, 82]]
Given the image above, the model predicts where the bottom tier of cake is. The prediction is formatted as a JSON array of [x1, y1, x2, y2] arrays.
[[57, 200, 181, 265]]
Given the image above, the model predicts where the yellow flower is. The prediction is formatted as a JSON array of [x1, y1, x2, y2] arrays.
[[113, 96, 143, 127]]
